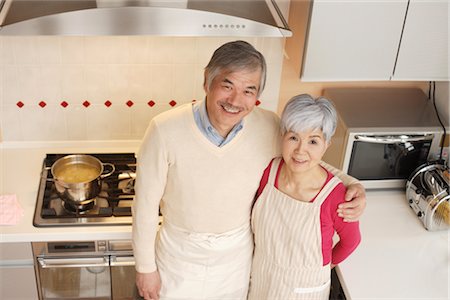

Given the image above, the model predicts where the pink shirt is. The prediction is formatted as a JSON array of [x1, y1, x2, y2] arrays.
[[255, 159, 361, 266]]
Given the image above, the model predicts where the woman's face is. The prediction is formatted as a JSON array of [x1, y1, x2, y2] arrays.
[[282, 128, 330, 174], [204, 68, 261, 138]]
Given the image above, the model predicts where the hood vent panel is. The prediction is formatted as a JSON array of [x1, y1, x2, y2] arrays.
[[0, 0, 291, 37]]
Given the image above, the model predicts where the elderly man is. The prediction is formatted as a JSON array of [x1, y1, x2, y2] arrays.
[[132, 41, 366, 300]]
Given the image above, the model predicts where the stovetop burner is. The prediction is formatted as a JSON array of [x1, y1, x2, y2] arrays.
[[33, 153, 136, 227]]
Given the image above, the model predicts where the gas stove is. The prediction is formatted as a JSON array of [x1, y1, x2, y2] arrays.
[[33, 153, 136, 227]]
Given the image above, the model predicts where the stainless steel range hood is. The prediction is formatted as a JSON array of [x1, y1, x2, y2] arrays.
[[0, 0, 291, 36]]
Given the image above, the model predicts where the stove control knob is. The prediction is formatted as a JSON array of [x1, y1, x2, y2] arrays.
[[415, 188, 422, 195], [417, 211, 423, 218], [409, 199, 413, 204]]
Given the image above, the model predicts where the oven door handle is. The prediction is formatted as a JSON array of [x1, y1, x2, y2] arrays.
[[110, 255, 135, 267], [38, 256, 109, 268], [355, 134, 434, 144]]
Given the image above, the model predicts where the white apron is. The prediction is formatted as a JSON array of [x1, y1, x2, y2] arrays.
[[155, 221, 253, 300], [248, 158, 340, 300]]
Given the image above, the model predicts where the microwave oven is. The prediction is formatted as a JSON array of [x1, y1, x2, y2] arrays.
[[322, 88, 444, 189]]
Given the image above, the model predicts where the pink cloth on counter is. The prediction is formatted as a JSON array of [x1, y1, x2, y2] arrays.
[[0, 194, 24, 225]]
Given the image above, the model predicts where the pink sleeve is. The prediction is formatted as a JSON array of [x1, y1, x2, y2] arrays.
[[329, 183, 361, 265]]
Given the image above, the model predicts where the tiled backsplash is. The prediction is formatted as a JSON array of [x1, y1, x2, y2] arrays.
[[0, 36, 284, 141]]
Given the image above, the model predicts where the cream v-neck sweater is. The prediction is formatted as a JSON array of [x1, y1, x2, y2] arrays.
[[132, 103, 281, 272]]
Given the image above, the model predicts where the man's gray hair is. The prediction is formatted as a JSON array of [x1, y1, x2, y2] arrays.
[[204, 40, 266, 97], [280, 94, 337, 143]]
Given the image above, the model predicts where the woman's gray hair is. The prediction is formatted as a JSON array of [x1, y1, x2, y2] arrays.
[[204, 40, 267, 97], [280, 94, 337, 143]]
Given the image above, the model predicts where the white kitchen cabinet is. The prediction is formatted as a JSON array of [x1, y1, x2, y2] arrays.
[[299, 0, 448, 81], [0, 242, 39, 299], [301, 0, 408, 81], [393, 0, 449, 81]]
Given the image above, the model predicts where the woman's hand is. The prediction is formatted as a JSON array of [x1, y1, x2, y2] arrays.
[[338, 183, 366, 222], [136, 270, 161, 300]]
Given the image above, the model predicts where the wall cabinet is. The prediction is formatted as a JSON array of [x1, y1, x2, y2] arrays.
[[299, 0, 448, 81], [301, 0, 407, 81], [0, 242, 39, 299], [393, 0, 449, 81]]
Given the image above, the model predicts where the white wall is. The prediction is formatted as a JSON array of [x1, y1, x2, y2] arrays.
[[0, 36, 285, 142]]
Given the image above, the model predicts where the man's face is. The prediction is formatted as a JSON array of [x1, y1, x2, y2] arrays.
[[204, 68, 261, 138]]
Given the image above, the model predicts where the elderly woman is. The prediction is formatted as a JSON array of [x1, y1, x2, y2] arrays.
[[248, 94, 361, 300]]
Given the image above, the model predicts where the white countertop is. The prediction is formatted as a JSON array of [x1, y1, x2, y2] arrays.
[[337, 189, 449, 300], [1, 141, 449, 299]]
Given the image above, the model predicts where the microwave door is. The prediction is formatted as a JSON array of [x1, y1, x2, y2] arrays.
[[384, 144, 406, 176], [347, 134, 433, 184]]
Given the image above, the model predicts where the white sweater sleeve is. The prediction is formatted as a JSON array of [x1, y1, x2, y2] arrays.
[[319, 160, 360, 186], [132, 119, 169, 273]]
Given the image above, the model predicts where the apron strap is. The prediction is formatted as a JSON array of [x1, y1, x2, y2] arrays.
[[267, 157, 282, 186], [314, 176, 342, 206]]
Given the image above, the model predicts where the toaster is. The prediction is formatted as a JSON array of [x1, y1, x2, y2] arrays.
[[406, 162, 450, 231]]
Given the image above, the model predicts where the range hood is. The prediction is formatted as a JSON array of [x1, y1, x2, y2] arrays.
[[0, 0, 291, 36]]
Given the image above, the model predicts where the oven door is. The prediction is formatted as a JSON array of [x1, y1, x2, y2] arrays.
[[37, 256, 110, 300], [344, 133, 434, 188], [110, 255, 138, 300]]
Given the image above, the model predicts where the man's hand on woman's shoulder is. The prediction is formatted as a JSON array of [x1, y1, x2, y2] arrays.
[[339, 183, 366, 222]]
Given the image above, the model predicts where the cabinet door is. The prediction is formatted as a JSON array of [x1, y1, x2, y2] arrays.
[[0, 242, 38, 299], [0, 265, 39, 299], [393, 0, 449, 81], [301, 0, 408, 81]]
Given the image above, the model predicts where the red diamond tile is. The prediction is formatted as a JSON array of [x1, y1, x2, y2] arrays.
[[169, 100, 177, 107], [255, 100, 261, 106], [38, 101, 47, 108], [16, 101, 24, 108], [126, 100, 134, 107], [83, 100, 90, 107], [147, 100, 155, 107], [60, 101, 68, 108], [104, 100, 112, 107]]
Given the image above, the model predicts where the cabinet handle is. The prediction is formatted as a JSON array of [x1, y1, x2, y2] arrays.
[[110, 255, 135, 267], [38, 257, 109, 268]]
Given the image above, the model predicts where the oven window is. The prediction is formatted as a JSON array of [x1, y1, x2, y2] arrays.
[[38, 258, 111, 300], [348, 140, 431, 180], [111, 261, 136, 300]]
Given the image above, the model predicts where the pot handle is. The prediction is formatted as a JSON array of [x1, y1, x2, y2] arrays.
[[43, 167, 55, 182], [100, 163, 115, 178]]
